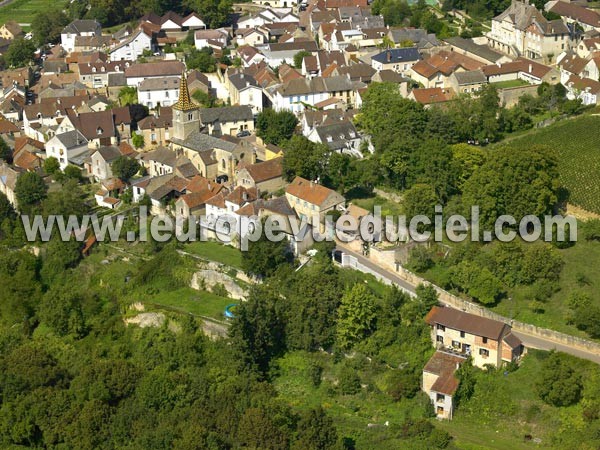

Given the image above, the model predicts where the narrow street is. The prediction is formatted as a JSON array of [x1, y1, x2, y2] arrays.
[[337, 246, 600, 364]]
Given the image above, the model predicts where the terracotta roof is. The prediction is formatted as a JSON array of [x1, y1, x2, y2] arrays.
[[0, 117, 19, 134], [241, 157, 283, 183], [482, 58, 552, 79], [13, 149, 41, 171], [425, 306, 508, 340], [412, 50, 482, 78], [225, 185, 258, 206], [125, 61, 185, 79], [503, 332, 522, 349], [423, 351, 467, 396], [567, 74, 600, 94], [286, 176, 344, 207], [410, 87, 454, 105], [558, 54, 589, 75], [548, 0, 600, 27]]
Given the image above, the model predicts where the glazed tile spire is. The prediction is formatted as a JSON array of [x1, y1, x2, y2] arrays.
[[174, 70, 197, 111]]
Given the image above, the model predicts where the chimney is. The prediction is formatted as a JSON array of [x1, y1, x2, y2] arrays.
[[386, 50, 391, 63], [242, 191, 248, 201], [496, 61, 501, 67], [528, 63, 532, 73], [208, 181, 212, 190]]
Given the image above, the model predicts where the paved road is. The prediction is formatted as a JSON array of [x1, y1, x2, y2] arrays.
[[337, 246, 600, 364]]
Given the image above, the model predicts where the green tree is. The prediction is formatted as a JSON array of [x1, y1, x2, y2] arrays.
[[282, 136, 328, 181], [64, 165, 83, 181], [44, 156, 60, 175], [31, 10, 69, 47], [111, 156, 140, 182], [38, 282, 86, 337], [403, 183, 438, 221], [293, 407, 339, 450], [462, 145, 559, 230], [536, 352, 582, 407], [229, 284, 286, 374], [0, 191, 15, 221], [118, 86, 138, 106], [184, 0, 233, 28], [256, 108, 298, 145], [42, 180, 87, 218], [40, 237, 82, 285], [336, 284, 376, 349], [132, 132, 145, 149], [15, 171, 47, 214], [186, 47, 217, 72], [0, 138, 13, 163], [293, 50, 311, 69], [236, 407, 289, 449], [241, 226, 292, 277], [5, 38, 35, 68]]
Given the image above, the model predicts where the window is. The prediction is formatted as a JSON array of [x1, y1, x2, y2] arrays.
[[452, 340, 460, 349], [436, 335, 443, 344], [479, 348, 489, 358], [436, 324, 445, 331], [482, 337, 488, 344], [436, 393, 445, 403], [460, 331, 465, 338]]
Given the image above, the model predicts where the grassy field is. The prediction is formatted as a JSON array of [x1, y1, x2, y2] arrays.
[[491, 238, 600, 336], [274, 350, 563, 449], [492, 79, 530, 89], [0, 0, 57, 28], [509, 114, 600, 215], [147, 287, 233, 320], [183, 241, 243, 269]]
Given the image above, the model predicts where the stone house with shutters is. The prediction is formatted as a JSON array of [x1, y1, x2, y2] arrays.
[[425, 306, 523, 369], [285, 176, 345, 225]]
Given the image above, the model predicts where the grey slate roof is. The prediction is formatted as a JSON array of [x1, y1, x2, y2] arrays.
[[199, 106, 254, 124], [94, 146, 121, 162], [172, 130, 237, 153], [388, 28, 440, 48], [371, 48, 422, 64], [444, 37, 505, 63], [315, 121, 358, 151], [63, 20, 101, 35], [142, 146, 177, 166], [55, 130, 88, 149], [278, 76, 355, 96], [453, 69, 487, 85], [229, 73, 259, 91], [138, 76, 180, 92]]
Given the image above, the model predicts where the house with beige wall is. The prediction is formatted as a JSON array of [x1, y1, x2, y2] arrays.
[[236, 157, 284, 193], [425, 306, 523, 369], [285, 176, 345, 225], [422, 351, 467, 420]]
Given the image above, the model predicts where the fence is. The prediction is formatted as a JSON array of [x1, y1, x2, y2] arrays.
[[339, 249, 600, 356]]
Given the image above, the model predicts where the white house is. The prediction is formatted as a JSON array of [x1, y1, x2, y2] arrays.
[[45, 130, 89, 170], [228, 73, 264, 114], [109, 28, 153, 61], [137, 76, 180, 109], [61, 20, 102, 54], [182, 12, 207, 30], [195, 29, 229, 50], [125, 60, 185, 87], [272, 75, 355, 113]]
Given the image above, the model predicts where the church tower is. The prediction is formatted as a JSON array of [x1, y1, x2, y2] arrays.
[[172, 71, 200, 142]]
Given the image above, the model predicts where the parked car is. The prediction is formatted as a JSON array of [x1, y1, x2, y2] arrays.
[[236, 130, 251, 138]]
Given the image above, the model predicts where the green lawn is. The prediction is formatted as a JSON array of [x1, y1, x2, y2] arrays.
[[0, 0, 57, 27], [490, 239, 600, 337], [491, 79, 530, 89], [509, 114, 600, 214], [350, 195, 404, 217], [147, 287, 233, 321], [183, 241, 243, 269], [274, 349, 567, 449]]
